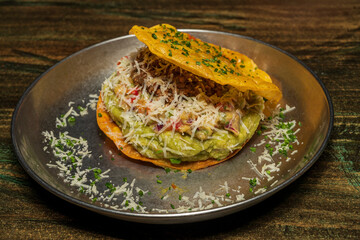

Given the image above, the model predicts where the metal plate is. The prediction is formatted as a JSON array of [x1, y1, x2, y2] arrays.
[[12, 30, 333, 224]]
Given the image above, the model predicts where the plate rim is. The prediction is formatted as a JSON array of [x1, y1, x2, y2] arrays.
[[11, 29, 334, 223]]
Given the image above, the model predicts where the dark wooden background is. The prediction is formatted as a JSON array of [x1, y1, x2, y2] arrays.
[[1, 0, 359, 239]]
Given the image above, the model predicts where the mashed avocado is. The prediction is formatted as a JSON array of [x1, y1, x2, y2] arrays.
[[102, 83, 261, 162]]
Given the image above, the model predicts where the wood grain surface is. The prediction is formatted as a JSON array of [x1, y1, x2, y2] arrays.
[[1, 0, 359, 239]]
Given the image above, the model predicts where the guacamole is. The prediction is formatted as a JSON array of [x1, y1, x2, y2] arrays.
[[102, 77, 261, 162]]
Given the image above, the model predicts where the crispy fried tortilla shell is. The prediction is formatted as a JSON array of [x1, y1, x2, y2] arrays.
[[97, 95, 245, 171], [130, 24, 282, 107]]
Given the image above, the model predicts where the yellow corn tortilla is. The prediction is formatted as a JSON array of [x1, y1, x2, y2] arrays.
[[97, 95, 244, 171], [129, 24, 282, 107]]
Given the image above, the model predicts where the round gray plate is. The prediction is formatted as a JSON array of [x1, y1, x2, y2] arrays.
[[12, 30, 333, 224]]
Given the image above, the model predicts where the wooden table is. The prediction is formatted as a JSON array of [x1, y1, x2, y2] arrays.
[[1, 0, 359, 238]]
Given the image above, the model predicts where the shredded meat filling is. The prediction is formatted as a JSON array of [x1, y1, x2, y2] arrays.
[[123, 47, 264, 139], [130, 47, 230, 99]]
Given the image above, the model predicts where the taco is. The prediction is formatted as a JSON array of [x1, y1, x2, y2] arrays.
[[97, 24, 282, 170]]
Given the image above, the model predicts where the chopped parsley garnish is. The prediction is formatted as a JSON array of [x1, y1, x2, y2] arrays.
[[279, 112, 285, 119], [170, 158, 181, 164], [249, 178, 257, 187], [171, 44, 179, 50], [55, 141, 64, 150], [68, 116, 75, 123], [152, 33, 157, 39], [66, 139, 74, 147], [182, 48, 189, 56], [168, 49, 172, 57], [250, 147, 256, 152], [157, 179, 162, 184], [105, 182, 116, 193], [93, 168, 102, 180], [98, 113, 102, 117], [279, 148, 288, 156], [265, 144, 274, 156]]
